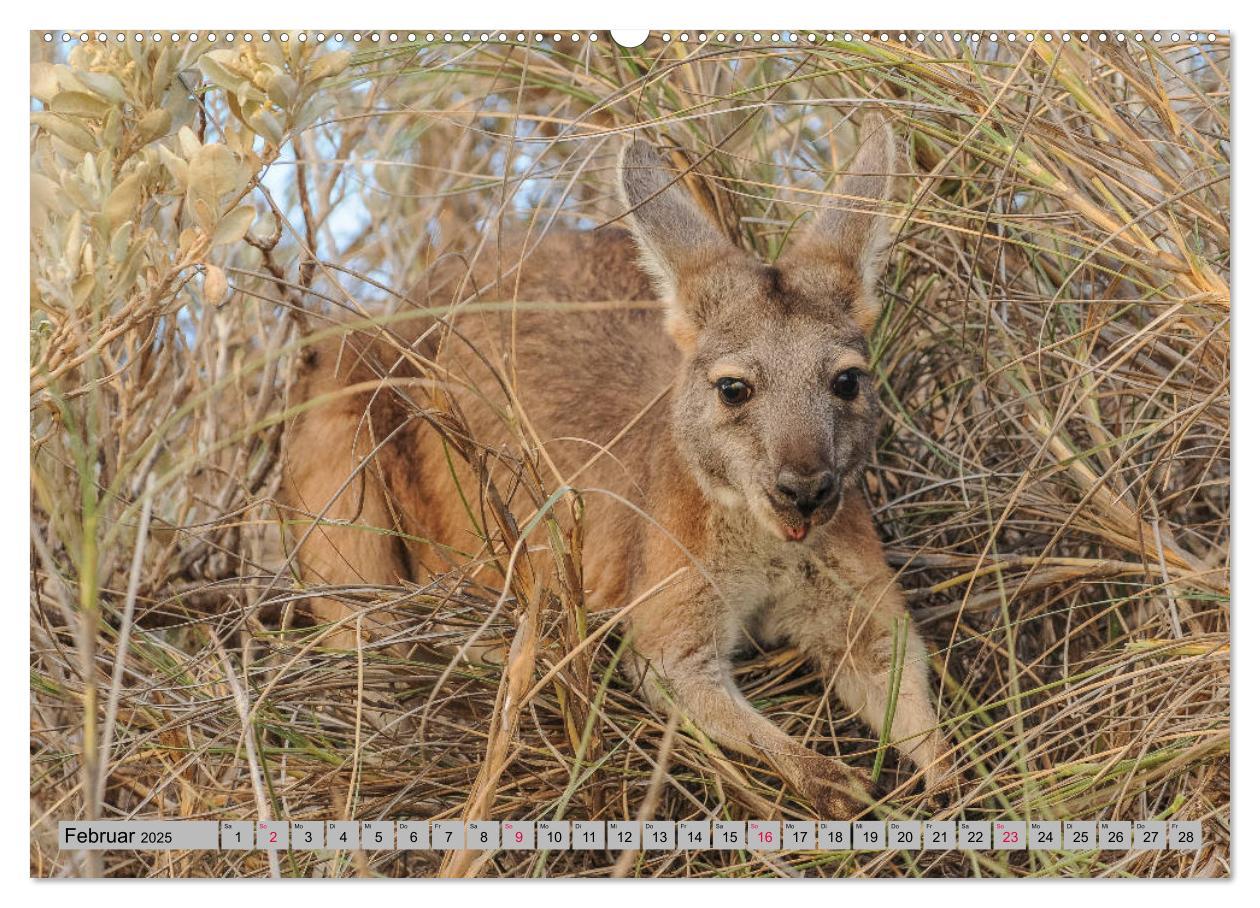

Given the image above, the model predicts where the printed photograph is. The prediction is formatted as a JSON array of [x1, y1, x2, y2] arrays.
[[29, 28, 1229, 878]]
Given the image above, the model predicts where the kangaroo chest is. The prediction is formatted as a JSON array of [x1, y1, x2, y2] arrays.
[[704, 510, 863, 639]]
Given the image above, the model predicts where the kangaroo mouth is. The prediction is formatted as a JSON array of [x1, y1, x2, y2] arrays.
[[782, 521, 810, 542], [764, 493, 841, 543]]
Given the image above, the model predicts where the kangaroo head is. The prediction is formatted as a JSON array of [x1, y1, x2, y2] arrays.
[[618, 118, 899, 543]]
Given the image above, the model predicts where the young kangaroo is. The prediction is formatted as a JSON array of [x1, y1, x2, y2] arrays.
[[282, 117, 950, 817]]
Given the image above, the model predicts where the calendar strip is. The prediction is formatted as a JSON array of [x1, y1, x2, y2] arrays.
[[59, 819, 1204, 853]]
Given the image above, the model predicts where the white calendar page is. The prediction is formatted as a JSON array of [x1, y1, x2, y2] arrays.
[[26, 2, 1231, 884]]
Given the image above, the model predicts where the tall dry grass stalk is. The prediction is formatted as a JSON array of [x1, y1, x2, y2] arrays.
[[30, 31, 1228, 878]]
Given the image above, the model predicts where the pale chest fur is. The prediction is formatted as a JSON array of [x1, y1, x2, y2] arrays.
[[703, 506, 868, 655]]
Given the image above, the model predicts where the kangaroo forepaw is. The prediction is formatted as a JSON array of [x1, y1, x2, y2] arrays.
[[794, 754, 871, 820], [914, 734, 956, 803]]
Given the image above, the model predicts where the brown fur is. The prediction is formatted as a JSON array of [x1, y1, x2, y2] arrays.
[[281, 118, 950, 816]]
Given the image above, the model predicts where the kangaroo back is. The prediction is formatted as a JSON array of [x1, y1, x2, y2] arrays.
[[280, 226, 670, 645]]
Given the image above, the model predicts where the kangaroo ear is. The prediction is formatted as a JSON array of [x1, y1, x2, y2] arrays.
[[784, 116, 900, 328], [618, 140, 731, 303]]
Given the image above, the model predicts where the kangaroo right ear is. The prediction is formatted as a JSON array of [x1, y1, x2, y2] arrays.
[[780, 115, 900, 332], [618, 140, 731, 306]]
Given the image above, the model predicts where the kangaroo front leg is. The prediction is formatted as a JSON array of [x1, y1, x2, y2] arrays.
[[829, 620, 951, 791], [780, 583, 952, 791], [629, 594, 871, 818]]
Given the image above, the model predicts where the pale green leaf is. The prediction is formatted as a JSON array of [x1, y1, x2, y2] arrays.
[[75, 71, 127, 104], [30, 63, 59, 103], [308, 50, 352, 82], [109, 221, 133, 262], [187, 143, 245, 212], [178, 125, 202, 159], [246, 108, 284, 145], [136, 108, 172, 145], [197, 54, 243, 90], [191, 197, 216, 234], [158, 145, 189, 189], [212, 205, 255, 246], [103, 173, 144, 227], [31, 112, 97, 152], [51, 91, 112, 118]]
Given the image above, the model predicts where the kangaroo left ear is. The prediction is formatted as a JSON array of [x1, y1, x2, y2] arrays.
[[782, 115, 901, 331]]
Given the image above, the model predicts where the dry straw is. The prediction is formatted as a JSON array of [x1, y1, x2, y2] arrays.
[[30, 31, 1228, 877]]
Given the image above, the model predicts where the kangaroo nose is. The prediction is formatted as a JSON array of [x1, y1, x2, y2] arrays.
[[775, 468, 837, 518]]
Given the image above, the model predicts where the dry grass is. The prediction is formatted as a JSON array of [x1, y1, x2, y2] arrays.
[[30, 30, 1229, 878]]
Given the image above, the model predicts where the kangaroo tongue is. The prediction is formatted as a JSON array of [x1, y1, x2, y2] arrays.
[[782, 521, 809, 542]]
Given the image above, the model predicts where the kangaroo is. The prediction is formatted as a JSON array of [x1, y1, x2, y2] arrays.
[[281, 117, 950, 817]]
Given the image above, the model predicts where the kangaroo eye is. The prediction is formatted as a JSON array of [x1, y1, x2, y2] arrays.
[[831, 368, 863, 401], [716, 377, 753, 406]]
